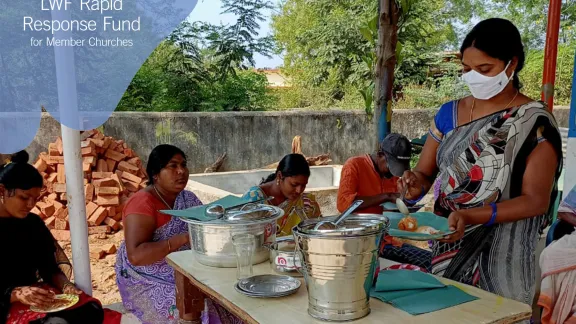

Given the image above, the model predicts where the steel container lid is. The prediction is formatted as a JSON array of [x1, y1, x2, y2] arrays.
[[181, 204, 284, 226], [294, 213, 389, 237]]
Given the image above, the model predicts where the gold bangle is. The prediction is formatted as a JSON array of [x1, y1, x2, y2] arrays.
[[167, 239, 172, 253], [62, 282, 74, 291]]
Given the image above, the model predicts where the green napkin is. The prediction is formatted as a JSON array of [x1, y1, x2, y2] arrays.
[[370, 270, 479, 315], [375, 269, 445, 291], [160, 195, 247, 221]]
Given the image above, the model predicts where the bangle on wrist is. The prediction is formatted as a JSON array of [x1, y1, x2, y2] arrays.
[[405, 185, 426, 205], [167, 238, 172, 254], [62, 281, 75, 291], [485, 203, 497, 227]]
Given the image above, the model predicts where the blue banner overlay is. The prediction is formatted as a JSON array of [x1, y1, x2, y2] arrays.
[[0, 0, 198, 153]]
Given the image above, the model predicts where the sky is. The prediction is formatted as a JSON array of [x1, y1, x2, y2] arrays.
[[187, 0, 284, 68]]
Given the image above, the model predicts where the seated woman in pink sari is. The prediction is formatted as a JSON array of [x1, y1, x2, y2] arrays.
[[115, 145, 202, 324]]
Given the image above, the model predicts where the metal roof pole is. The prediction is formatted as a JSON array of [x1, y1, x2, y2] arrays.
[[563, 50, 576, 198], [542, 0, 562, 111], [51, 7, 92, 295]]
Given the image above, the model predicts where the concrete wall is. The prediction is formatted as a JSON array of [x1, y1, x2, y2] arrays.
[[26, 107, 570, 173], [186, 166, 342, 216]]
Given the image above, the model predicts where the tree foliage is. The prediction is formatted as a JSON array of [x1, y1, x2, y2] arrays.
[[271, 0, 472, 109], [117, 0, 275, 112], [272, 0, 576, 110]]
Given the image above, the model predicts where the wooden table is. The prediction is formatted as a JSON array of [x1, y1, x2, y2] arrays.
[[166, 251, 532, 324]]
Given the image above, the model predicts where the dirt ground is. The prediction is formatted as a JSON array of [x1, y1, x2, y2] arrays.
[[61, 232, 125, 305]]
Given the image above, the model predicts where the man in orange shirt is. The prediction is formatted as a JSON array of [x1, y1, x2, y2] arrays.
[[337, 133, 412, 214]]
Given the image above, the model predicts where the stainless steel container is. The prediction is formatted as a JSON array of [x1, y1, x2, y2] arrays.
[[181, 204, 284, 267], [263, 236, 302, 277], [293, 214, 389, 322]]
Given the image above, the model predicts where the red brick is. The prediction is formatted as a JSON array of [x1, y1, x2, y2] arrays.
[[111, 173, 125, 192], [80, 130, 95, 141], [53, 183, 67, 193], [47, 173, 58, 184], [123, 180, 139, 192], [88, 207, 108, 226], [51, 230, 71, 241], [96, 159, 108, 173], [90, 250, 106, 260], [55, 218, 69, 230], [113, 212, 123, 221], [52, 200, 64, 211], [89, 138, 104, 147], [82, 163, 91, 173], [34, 158, 48, 173], [105, 149, 126, 162], [48, 143, 60, 156], [57, 164, 66, 184], [55, 208, 68, 220], [92, 172, 113, 179], [85, 184, 94, 202], [95, 195, 119, 206], [121, 172, 142, 184], [102, 137, 112, 149], [102, 243, 117, 254], [83, 156, 97, 167], [81, 145, 96, 157], [86, 201, 99, 218], [56, 137, 63, 155], [103, 218, 121, 232], [36, 201, 55, 217], [93, 178, 117, 188], [105, 207, 115, 217], [48, 156, 65, 164], [95, 187, 120, 196], [106, 159, 116, 172], [44, 216, 56, 229]]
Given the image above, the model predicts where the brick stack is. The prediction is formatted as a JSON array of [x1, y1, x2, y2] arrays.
[[32, 129, 148, 242]]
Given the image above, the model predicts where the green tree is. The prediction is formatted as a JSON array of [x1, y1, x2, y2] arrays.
[[117, 0, 276, 112], [271, 0, 470, 109]]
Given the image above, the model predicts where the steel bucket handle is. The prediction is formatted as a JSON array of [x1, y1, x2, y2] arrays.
[[292, 234, 305, 276]]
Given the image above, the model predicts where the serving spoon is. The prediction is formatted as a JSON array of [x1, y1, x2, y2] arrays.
[[313, 200, 363, 230]]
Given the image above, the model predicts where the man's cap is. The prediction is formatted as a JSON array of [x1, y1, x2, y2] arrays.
[[379, 133, 412, 177]]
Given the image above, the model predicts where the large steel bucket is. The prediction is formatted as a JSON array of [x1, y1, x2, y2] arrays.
[[181, 204, 284, 267], [293, 214, 388, 322]]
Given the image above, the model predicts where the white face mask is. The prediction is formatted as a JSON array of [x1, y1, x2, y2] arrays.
[[462, 61, 514, 100]]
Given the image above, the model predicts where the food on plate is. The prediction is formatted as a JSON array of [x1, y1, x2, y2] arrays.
[[32, 298, 70, 312], [415, 225, 440, 235], [399, 226, 442, 251], [398, 216, 418, 232], [400, 238, 431, 250]]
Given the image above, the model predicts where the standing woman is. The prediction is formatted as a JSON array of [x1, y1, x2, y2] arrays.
[[399, 18, 563, 306], [115, 145, 203, 324], [242, 154, 321, 237], [0, 151, 112, 324]]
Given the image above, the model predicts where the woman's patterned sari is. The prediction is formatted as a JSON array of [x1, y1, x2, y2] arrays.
[[431, 101, 563, 306], [115, 190, 201, 324]]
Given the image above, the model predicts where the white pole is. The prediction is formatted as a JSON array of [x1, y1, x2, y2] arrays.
[[563, 51, 576, 199], [61, 126, 93, 295], [51, 7, 92, 294]]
